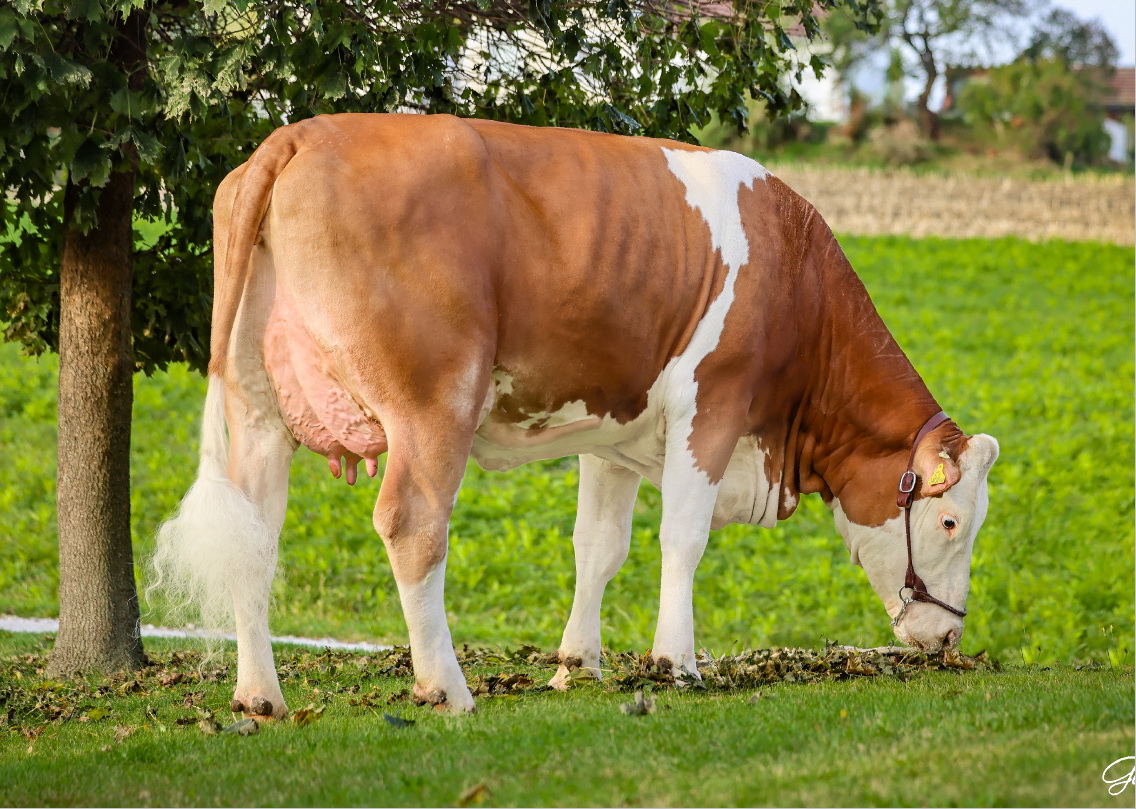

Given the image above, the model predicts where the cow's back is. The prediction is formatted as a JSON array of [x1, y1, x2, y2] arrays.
[[240, 114, 814, 483]]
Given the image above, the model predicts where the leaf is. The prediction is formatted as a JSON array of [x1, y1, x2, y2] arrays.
[[0, 7, 19, 50], [382, 712, 415, 729], [221, 717, 259, 736], [40, 52, 93, 88], [457, 783, 493, 807], [291, 703, 326, 727], [82, 707, 109, 721], [619, 691, 655, 716]]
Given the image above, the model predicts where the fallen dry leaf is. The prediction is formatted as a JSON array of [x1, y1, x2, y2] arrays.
[[457, 783, 493, 807], [221, 717, 259, 736], [291, 704, 326, 727], [619, 691, 655, 716]]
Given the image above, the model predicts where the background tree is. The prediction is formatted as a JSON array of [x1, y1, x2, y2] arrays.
[[1022, 7, 1119, 71], [882, 0, 1030, 140], [824, 0, 1029, 140], [0, 0, 881, 675], [957, 58, 1110, 166]]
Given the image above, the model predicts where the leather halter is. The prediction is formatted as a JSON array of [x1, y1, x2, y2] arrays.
[[891, 411, 968, 627]]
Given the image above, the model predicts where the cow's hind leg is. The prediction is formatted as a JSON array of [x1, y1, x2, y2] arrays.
[[373, 418, 478, 713], [153, 376, 295, 719], [224, 389, 295, 719], [550, 455, 640, 689]]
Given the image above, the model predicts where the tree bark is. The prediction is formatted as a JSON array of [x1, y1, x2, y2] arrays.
[[46, 8, 148, 677], [916, 57, 940, 141], [47, 170, 144, 676]]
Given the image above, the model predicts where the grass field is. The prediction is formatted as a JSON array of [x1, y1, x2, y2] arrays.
[[0, 232, 1133, 807], [1, 234, 1133, 667], [0, 633, 1132, 807]]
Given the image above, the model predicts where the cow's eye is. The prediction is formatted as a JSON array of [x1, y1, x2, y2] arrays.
[[941, 515, 958, 531]]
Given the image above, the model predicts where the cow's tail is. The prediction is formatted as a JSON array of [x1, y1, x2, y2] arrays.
[[150, 124, 311, 641], [149, 377, 278, 646], [207, 121, 306, 376]]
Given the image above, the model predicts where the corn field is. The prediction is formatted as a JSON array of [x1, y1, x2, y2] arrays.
[[774, 165, 1135, 245]]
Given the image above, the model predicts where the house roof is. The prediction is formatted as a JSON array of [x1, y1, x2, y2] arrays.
[[694, 2, 823, 38], [1105, 67, 1135, 110]]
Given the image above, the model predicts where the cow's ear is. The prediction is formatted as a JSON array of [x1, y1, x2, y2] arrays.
[[961, 434, 1000, 476], [914, 441, 961, 497]]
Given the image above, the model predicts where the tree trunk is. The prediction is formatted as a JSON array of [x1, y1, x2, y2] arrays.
[[47, 171, 144, 675], [917, 61, 941, 141]]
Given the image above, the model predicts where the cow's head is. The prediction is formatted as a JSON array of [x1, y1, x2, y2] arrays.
[[831, 432, 1000, 650]]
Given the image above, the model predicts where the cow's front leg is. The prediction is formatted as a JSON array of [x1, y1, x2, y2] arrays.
[[651, 424, 735, 680], [374, 428, 474, 713], [550, 455, 640, 690]]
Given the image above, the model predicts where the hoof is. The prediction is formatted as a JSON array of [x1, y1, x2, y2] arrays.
[[549, 652, 601, 690], [412, 687, 448, 707], [412, 682, 475, 713], [651, 654, 701, 682], [232, 691, 288, 720]]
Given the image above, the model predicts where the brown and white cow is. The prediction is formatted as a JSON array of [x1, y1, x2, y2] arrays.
[[154, 113, 999, 718]]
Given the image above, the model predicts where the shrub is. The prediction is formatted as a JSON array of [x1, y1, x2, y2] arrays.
[[862, 119, 935, 165], [958, 59, 1111, 166]]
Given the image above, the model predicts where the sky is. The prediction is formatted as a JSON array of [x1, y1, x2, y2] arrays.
[[842, 0, 1136, 108], [1052, 0, 1135, 66]]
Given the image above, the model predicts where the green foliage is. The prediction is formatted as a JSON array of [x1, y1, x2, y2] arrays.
[[0, 634, 1132, 806], [1023, 7, 1119, 70], [958, 59, 1111, 166], [823, 1, 1029, 93], [695, 98, 830, 155], [0, 0, 881, 374], [0, 234, 1131, 664]]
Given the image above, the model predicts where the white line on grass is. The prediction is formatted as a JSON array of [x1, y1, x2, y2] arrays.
[[0, 614, 391, 653]]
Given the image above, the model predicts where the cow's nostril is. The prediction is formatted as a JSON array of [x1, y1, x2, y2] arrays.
[[944, 629, 960, 647]]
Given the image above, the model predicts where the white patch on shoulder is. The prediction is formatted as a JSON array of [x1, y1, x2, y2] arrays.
[[783, 490, 798, 512], [660, 148, 770, 484], [470, 149, 772, 489], [663, 149, 769, 271]]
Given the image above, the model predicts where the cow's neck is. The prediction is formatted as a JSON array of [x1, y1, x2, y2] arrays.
[[776, 225, 950, 526]]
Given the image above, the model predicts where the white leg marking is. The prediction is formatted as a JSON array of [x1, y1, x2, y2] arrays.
[[397, 559, 474, 711], [550, 456, 641, 689], [645, 149, 768, 675], [652, 441, 720, 679], [153, 376, 291, 717]]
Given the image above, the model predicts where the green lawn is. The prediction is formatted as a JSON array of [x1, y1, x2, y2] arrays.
[[0, 633, 1132, 807], [0, 233, 1133, 807], [2, 234, 1131, 664]]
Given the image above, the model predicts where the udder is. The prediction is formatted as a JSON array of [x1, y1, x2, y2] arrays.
[[264, 309, 388, 484]]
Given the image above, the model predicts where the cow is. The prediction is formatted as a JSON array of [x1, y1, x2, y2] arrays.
[[154, 113, 999, 719]]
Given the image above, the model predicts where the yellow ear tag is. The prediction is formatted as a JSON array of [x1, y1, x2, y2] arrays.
[[928, 463, 947, 486]]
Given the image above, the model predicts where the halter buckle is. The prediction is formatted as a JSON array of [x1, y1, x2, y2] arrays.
[[891, 586, 915, 627], [898, 470, 917, 495]]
